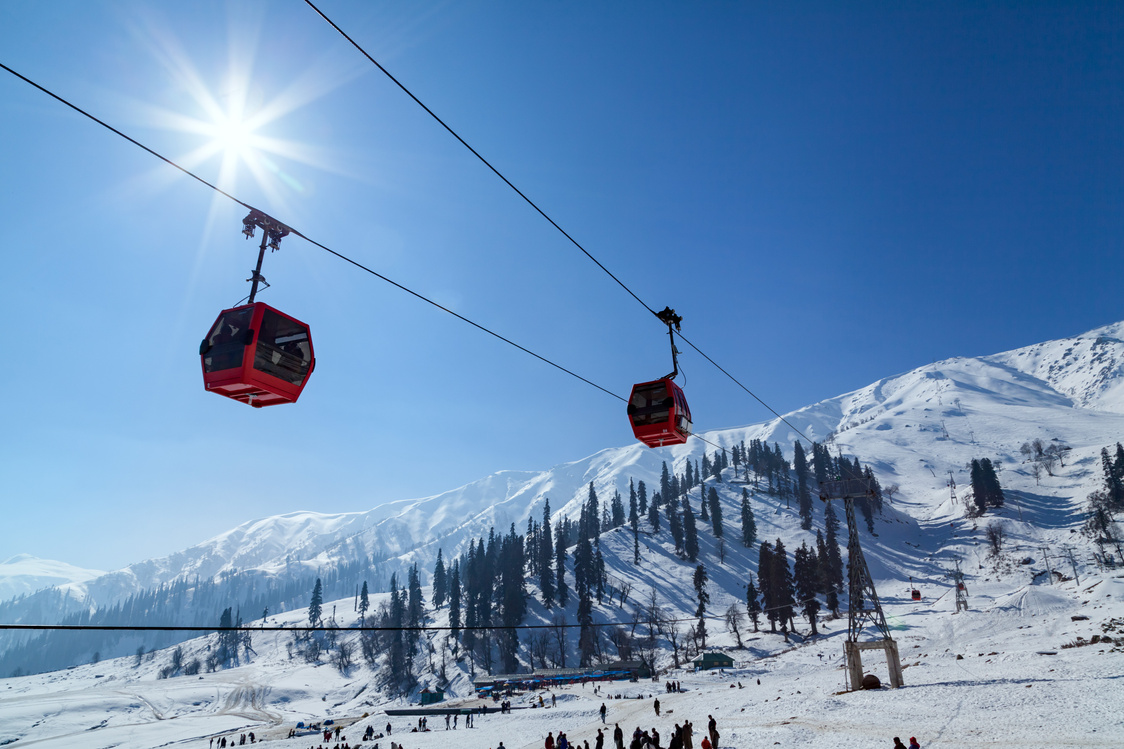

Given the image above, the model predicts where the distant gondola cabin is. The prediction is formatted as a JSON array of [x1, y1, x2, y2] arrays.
[[200, 302, 314, 407]]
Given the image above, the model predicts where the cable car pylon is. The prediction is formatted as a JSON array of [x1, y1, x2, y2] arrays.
[[819, 476, 905, 690], [627, 307, 692, 448], [199, 211, 315, 407]]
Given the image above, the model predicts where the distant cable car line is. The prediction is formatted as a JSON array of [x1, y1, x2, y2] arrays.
[[0, 61, 623, 405], [298, 10, 815, 444], [0, 596, 821, 635]]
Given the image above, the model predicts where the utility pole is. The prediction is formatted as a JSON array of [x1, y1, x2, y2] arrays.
[[1041, 547, 1055, 584], [1063, 547, 1080, 585]]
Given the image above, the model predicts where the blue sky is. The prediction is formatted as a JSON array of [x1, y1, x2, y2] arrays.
[[2, 1, 1121, 571]]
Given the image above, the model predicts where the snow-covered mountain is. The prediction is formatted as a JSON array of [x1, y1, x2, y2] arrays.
[[3, 321, 1122, 670], [0, 555, 104, 603]]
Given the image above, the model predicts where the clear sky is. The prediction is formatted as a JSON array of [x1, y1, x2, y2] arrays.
[[2, 1, 1121, 571]]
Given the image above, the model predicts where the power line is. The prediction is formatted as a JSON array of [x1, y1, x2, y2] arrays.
[[300, 7, 817, 444], [0, 61, 624, 404]]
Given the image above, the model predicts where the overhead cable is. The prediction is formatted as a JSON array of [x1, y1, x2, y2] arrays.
[[0, 61, 624, 404], [300, 7, 815, 444]]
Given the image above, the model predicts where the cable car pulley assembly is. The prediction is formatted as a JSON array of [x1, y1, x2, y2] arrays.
[[198, 210, 315, 407], [627, 306, 693, 448]]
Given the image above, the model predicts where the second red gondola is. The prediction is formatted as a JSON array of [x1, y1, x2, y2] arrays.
[[200, 301, 315, 407], [627, 377, 692, 447]]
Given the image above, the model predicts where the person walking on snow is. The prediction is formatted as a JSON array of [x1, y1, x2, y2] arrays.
[[600, 703, 608, 723], [707, 715, 718, 749], [546, 731, 555, 749], [614, 723, 625, 749], [653, 698, 660, 716]]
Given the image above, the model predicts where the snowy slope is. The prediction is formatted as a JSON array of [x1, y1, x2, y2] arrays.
[[5, 320, 1124, 642]]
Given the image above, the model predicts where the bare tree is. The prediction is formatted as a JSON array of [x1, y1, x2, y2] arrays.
[[665, 620, 684, 668], [724, 604, 745, 648], [608, 626, 633, 660], [551, 614, 568, 668], [985, 521, 1007, 557], [883, 484, 900, 503], [332, 637, 354, 673]]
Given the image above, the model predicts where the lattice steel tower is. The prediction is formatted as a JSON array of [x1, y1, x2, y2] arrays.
[[819, 477, 904, 690]]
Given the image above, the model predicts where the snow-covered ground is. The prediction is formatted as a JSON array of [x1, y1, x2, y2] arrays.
[[3, 572, 1122, 749]]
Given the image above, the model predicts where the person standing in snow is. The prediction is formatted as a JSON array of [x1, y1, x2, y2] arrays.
[[614, 723, 625, 749], [600, 702, 608, 722], [596, 728, 605, 749], [546, 731, 555, 749], [908, 739, 921, 749], [707, 715, 718, 748], [892, 739, 907, 749], [682, 720, 693, 749], [653, 698, 660, 716]]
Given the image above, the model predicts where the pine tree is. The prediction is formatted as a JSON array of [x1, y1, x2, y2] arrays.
[[629, 480, 641, 565], [555, 521, 569, 606], [823, 503, 844, 615], [772, 539, 797, 640], [648, 490, 661, 532], [693, 563, 710, 648], [660, 462, 672, 508], [668, 495, 683, 552], [793, 542, 821, 635], [683, 498, 699, 561], [540, 500, 556, 606], [699, 483, 710, 521], [611, 490, 626, 528], [740, 489, 756, 547], [574, 537, 596, 665], [708, 486, 724, 538], [638, 480, 648, 515], [432, 550, 448, 610], [449, 561, 462, 640], [758, 542, 777, 632], [794, 441, 813, 530], [358, 581, 370, 620], [746, 575, 762, 632], [308, 578, 323, 627]]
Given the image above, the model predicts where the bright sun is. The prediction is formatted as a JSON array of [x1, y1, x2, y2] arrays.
[[209, 113, 256, 160]]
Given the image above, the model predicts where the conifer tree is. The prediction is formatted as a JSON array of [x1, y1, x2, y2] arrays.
[[823, 501, 844, 612], [758, 542, 777, 632], [611, 490, 626, 528], [432, 550, 448, 610], [683, 497, 699, 562], [740, 489, 757, 548], [574, 537, 596, 665], [708, 485, 724, 538], [794, 441, 813, 531], [772, 539, 797, 640], [629, 480, 641, 565], [308, 578, 323, 627], [555, 521, 569, 606], [745, 575, 762, 632], [668, 495, 683, 552], [638, 479, 648, 515], [358, 581, 370, 620], [540, 500, 556, 606], [648, 490, 661, 532], [816, 530, 840, 616], [660, 462, 672, 508], [449, 561, 462, 640], [699, 482, 710, 521], [693, 563, 709, 648], [793, 541, 821, 635]]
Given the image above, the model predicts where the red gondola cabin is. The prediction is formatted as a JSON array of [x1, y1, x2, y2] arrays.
[[627, 378, 692, 447], [200, 302, 314, 407]]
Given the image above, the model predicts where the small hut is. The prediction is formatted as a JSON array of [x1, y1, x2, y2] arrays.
[[692, 652, 734, 671]]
